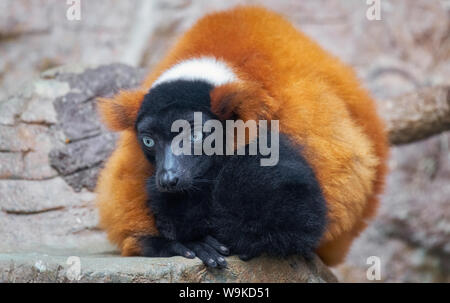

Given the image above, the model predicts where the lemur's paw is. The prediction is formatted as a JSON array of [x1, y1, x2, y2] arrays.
[[140, 236, 196, 259], [167, 241, 196, 259], [185, 236, 229, 268], [204, 235, 230, 256]]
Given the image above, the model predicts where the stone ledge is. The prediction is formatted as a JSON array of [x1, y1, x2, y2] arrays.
[[0, 253, 337, 283]]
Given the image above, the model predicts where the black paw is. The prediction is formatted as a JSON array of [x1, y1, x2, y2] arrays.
[[204, 235, 230, 256], [167, 241, 196, 259], [140, 236, 195, 259], [185, 236, 229, 268]]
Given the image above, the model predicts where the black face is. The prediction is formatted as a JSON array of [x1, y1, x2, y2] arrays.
[[136, 80, 220, 193]]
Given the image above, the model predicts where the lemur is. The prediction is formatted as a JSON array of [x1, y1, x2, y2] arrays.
[[96, 6, 389, 267]]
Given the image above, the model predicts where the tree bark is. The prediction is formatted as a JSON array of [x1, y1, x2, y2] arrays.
[[380, 85, 450, 145]]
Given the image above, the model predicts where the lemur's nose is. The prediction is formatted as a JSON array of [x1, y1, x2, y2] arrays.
[[159, 170, 179, 190]]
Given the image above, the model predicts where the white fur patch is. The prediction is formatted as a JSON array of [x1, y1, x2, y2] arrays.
[[152, 57, 237, 88]]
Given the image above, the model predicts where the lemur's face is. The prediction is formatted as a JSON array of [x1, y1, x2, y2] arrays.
[[136, 108, 217, 193]]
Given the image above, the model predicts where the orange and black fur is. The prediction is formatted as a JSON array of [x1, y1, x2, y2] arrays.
[[130, 80, 327, 267], [96, 6, 389, 266]]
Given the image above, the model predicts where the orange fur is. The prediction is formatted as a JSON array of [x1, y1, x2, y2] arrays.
[[97, 90, 146, 131], [96, 6, 389, 265], [96, 130, 157, 255]]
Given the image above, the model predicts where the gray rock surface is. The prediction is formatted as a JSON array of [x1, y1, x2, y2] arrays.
[[2, 0, 449, 101], [0, 253, 337, 283], [0, 64, 143, 254], [334, 133, 450, 282]]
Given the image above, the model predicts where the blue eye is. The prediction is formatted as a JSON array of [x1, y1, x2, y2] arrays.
[[142, 136, 155, 148]]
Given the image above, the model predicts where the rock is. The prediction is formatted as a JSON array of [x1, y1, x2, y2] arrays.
[[380, 134, 450, 256], [0, 0, 145, 101], [0, 253, 336, 283], [0, 153, 24, 178], [0, 64, 143, 255], [0, 124, 50, 152], [333, 229, 449, 283], [334, 133, 450, 282], [0, 206, 110, 255], [2, 0, 449, 101], [0, 178, 84, 214], [49, 133, 117, 191]]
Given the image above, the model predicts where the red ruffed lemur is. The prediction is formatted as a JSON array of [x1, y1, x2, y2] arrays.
[[96, 6, 389, 267]]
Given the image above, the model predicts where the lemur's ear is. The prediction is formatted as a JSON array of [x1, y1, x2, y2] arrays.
[[210, 81, 279, 121], [97, 90, 146, 131]]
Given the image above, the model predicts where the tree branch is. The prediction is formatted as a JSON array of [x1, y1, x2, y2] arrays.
[[379, 86, 450, 145]]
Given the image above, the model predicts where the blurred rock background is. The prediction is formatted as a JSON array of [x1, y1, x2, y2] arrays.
[[0, 0, 449, 282]]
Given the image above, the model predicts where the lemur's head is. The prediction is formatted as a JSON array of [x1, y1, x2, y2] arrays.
[[97, 57, 278, 193], [135, 80, 220, 193]]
